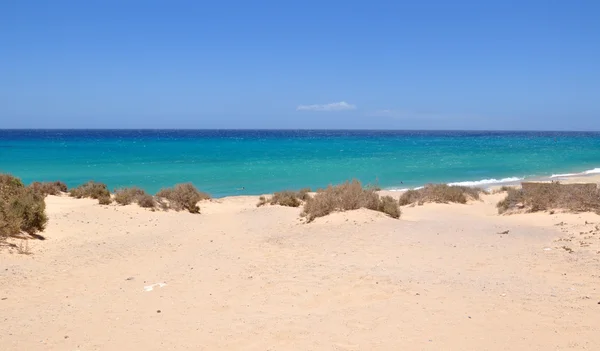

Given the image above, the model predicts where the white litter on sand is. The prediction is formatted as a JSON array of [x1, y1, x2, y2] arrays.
[[143, 282, 167, 292]]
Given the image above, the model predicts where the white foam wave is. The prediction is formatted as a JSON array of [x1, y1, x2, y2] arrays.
[[551, 167, 600, 178], [583, 168, 600, 175], [447, 177, 522, 187], [550, 173, 578, 178], [387, 186, 424, 192]]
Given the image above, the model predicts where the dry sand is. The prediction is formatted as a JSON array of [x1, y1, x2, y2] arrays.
[[2, 180, 600, 350]]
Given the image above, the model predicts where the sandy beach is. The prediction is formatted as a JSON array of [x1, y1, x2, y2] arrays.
[[2, 177, 600, 350]]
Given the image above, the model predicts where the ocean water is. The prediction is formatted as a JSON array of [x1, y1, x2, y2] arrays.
[[1, 130, 600, 198]]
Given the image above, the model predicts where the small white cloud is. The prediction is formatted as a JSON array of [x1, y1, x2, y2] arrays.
[[296, 101, 357, 112]]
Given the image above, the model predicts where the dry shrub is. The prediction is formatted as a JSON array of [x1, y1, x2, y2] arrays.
[[156, 183, 210, 213], [379, 195, 401, 219], [30, 181, 68, 196], [302, 180, 400, 222], [497, 182, 600, 214], [136, 193, 156, 208], [399, 184, 483, 206], [496, 188, 525, 214], [114, 187, 150, 206], [1, 174, 48, 239], [297, 188, 312, 201], [270, 191, 302, 207], [491, 185, 517, 194], [70, 181, 112, 204], [256, 196, 269, 207], [257, 188, 312, 207]]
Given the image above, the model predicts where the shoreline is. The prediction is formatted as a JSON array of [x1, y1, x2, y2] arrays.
[[384, 165, 600, 193]]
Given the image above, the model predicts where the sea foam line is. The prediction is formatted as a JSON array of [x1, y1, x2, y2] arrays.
[[388, 166, 600, 192], [551, 167, 600, 178], [387, 177, 522, 192], [447, 177, 523, 187]]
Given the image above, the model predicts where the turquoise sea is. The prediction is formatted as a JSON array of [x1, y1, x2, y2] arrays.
[[1, 130, 600, 198]]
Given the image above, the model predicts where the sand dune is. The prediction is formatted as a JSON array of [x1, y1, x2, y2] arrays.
[[2, 187, 600, 350]]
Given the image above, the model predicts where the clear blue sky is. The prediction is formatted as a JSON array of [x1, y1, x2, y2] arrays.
[[1, 0, 599, 130]]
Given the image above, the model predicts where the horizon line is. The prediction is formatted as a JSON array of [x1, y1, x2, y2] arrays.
[[1, 128, 600, 133]]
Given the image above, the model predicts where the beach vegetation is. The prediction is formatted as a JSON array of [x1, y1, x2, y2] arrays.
[[379, 195, 401, 219], [257, 188, 313, 208], [270, 191, 302, 207], [69, 181, 112, 204], [256, 196, 268, 207], [30, 181, 68, 196], [114, 187, 156, 208], [302, 179, 401, 222], [137, 193, 157, 208], [398, 184, 483, 206], [156, 183, 209, 213], [1, 174, 48, 239], [497, 182, 600, 214]]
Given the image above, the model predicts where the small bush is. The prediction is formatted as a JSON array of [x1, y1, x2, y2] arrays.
[[399, 184, 483, 206], [379, 195, 401, 219], [114, 187, 147, 205], [137, 193, 156, 208], [30, 181, 68, 196], [98, 195, 112, 205], [270, 191, 302, 207], [297, 188, 312, 201], [256, 196, 269, 207], [0, 205, 22, 240], [10, 187, 48, 234], [497, 182, 600, 214], [1, 174, 48, 239], [257, 189, 312, 207], [70, 181, 112, 204], [156, 183, 210, 213], [302, 180, 400, 222], [398, 189, 421, 206], [496, 188, 525, 213]]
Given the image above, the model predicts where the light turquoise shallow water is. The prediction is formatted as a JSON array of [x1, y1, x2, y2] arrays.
[[1, 130, 600, 197]]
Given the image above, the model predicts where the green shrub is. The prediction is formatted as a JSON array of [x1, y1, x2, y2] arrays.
[[70, 181, 112, 204], [399, 184, 483, 206], [10, 187, 48, 234], [0, 174, 48, 239], [156, 183, 210, 213], [0, 205, 22, 240], [302, 180, 400, 222]]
